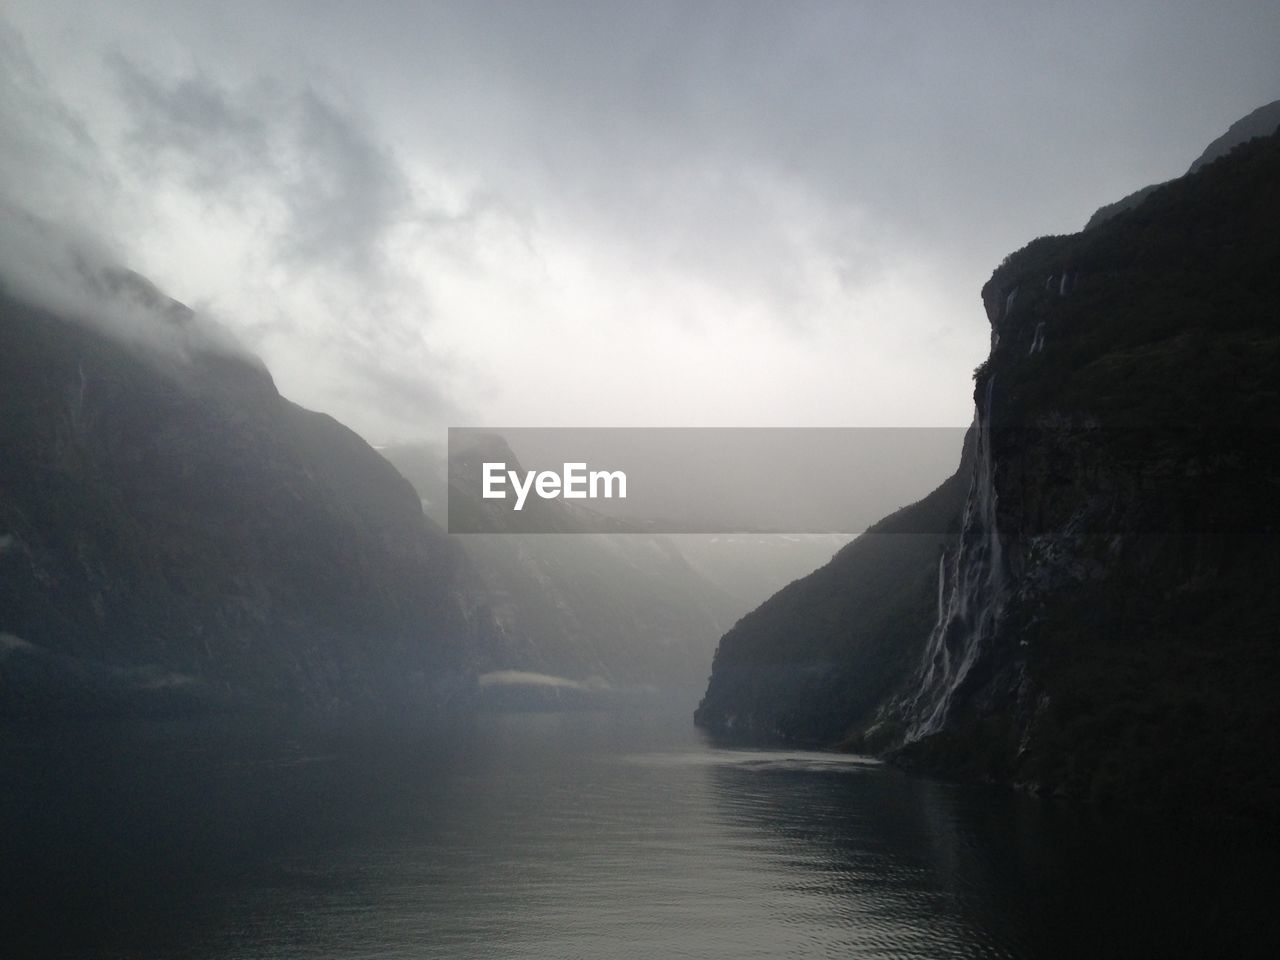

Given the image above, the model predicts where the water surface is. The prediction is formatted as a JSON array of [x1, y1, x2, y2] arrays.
[[1, 705, 1272, 958]]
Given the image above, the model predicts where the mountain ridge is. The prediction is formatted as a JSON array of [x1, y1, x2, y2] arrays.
[[1083, 98, 1280, 230]]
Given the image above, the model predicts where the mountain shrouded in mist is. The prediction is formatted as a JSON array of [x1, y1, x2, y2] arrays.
[[0, 225, 506, 715], [0, 223, 814, 714], [384, 435, 741, 694]]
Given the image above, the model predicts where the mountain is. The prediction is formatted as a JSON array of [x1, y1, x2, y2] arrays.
[[1187, 99, 1280, 173], [1083, 98, 1280, 230], [382, 437, 741, 692], [0, 233, 500, 717], [661, 533, 855, 613], [693, 437, 971, 743], [697, 114, 1280, 819]]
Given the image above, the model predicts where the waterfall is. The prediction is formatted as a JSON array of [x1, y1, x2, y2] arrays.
[[1028, 322, 1046, 355], [1003, 287, 1019, 319], [934, 553, 947, 622], [905, 375, 1006, 741], [1058, 271, 1071, 296]]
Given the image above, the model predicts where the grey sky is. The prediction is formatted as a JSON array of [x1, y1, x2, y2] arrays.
[[3, 1, 1278, 441]]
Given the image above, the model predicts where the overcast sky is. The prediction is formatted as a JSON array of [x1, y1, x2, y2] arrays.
[[3, 1, 1278, 442]]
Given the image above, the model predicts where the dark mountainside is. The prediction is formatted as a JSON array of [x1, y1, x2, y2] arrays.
[[692, 436, 973, 743], [698, 118, 1280, 819], [0, 267, 501, 717], [383, 437, 740, 691], [1083, 98, 1280, 230]]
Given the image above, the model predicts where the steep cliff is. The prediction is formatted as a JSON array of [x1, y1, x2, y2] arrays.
[[698, 120, 1280, 818], [0, 249, 500, 716], [891, 127, 1280, 816]]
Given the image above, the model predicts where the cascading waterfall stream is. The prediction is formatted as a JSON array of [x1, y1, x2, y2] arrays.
[[1028, 322, 1046, 355], [905, 375, 1006, 741]]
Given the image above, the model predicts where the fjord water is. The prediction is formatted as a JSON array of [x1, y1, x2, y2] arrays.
[[2, 703, 1271, 959]]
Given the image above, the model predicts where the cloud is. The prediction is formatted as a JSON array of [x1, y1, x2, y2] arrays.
[[0, 202, 260, 372], [0, 22, 114, 234], [3, 0, 1278, 442], [477, 670, 610, 692], [0, 28, 473, 439], [0, 26, 264, 374], [113, 58, 413, 276]]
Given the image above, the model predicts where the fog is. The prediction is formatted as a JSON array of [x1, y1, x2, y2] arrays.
[[0, 205, 251, 363]]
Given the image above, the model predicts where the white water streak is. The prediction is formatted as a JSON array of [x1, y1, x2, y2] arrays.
[[906, 375, 1006, 740]]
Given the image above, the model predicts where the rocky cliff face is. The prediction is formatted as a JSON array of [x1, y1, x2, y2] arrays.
[[891, 127, 1280, 816], [698, 120, 1280, 818], [0, 256, 501, 716]]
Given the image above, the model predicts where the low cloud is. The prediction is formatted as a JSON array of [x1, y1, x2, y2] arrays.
[[0, 204, 251, 364], [0, 26, 471, 439], [478, 670, 611, 692], [113, 57, 413, 277]]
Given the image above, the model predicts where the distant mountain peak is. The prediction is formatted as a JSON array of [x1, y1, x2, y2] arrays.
[[1187, 98, 1280, 174], [1084, 97, 1280, 230]]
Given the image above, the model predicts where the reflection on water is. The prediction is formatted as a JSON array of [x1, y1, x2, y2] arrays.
[[1, 705, 1273, 958]]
